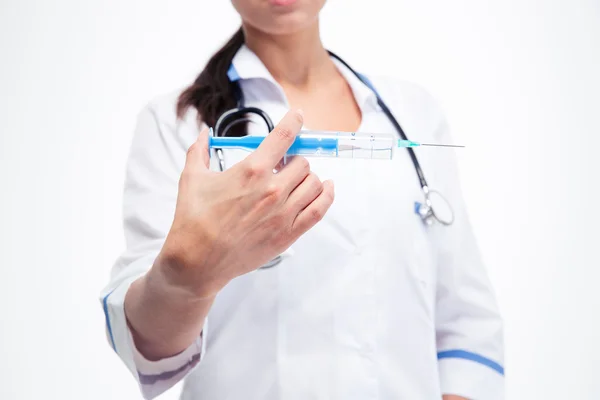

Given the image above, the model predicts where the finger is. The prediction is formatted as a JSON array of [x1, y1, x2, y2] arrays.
[[274, 156, 310, 195], [292, 180, 335, 235], [286, 172, 324, 213], [185, 127, 210, 170], [250, 109, 303, 168]]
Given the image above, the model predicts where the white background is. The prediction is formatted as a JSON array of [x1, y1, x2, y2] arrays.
[[1, 0, 599, 399]]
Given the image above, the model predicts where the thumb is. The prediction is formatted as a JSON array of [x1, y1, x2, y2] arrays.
[[186, 127, 211, 170]]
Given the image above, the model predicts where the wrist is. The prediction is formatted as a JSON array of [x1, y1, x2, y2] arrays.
[[152, 241, 223, 301], [125, 266, 214, 361]]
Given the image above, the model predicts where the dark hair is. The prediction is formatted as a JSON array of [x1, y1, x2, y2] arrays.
[[177, 28, 245, 128]]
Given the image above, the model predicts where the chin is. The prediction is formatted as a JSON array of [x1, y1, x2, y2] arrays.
[[234, 0, 325, 35], [262, 12, 319, 35]]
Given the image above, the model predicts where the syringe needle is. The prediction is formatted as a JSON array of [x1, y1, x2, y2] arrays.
[[419, 143, 466, 148], [397, 139, 465, 148]]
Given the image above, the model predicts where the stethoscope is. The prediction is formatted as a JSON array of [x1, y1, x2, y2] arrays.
[[214, 51, 455, 236]]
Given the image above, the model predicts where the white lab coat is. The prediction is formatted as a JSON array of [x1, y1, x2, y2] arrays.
[[100, 45, 504, 400]]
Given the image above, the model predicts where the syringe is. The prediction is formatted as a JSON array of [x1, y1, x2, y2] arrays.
[[209, 131, 464, 160]]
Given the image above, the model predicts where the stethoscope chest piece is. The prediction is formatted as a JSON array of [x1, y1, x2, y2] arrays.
[[414, 186, 455, 226], [259, 255, 282, 269]]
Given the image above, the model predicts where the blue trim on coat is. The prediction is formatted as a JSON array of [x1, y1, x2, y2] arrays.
[[102, 289, 117, 352], [438, 350, 504, 375], [227, 64, 240, 82]]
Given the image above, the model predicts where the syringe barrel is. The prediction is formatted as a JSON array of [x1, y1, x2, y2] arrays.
[[336, 132, 395, 159], [288, 131, 395, 159]]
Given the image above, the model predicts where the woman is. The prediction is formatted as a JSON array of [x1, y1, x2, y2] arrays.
[[101, 0, 504, 399]]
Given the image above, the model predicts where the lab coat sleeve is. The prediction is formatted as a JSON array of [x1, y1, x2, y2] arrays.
[[426, 97, 505, 399], [99, 100, 207, 399]]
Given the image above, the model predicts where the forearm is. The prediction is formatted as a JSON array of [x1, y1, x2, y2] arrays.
[[124, 254, 215, 361], [443, 396, 468, 400]]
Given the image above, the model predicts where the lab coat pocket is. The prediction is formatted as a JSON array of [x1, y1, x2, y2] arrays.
[[374, 158, 435, 291], [407, 222, 437, 312]]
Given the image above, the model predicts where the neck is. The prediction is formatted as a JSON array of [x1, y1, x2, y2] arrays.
[[243, 21, 334, 87]]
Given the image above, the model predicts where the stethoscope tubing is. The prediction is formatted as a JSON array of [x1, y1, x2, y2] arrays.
[[214, 51, 454, 227]]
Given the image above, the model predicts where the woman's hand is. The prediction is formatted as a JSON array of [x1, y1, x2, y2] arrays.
[[158, 109, 334, 299], [125, 109, 334, 360]]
